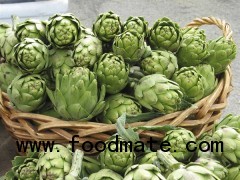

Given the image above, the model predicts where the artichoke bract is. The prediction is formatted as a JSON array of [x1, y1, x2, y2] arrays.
[[196, 64, 218, 97], [97, 93, 142, 124], [14, 38, 50, 74], [215, 114, 240, 130], [134, 74, 183, 114], [113, 31, 151, 64], [172, 66, 205, 103], [36, 144, 72, 179], [15, 19, 47, 43], [93, 11, 122, 42], [148, 17, 182, 52], [0, 23, 11, 57], [163, 128, 196, 162], [122, 16, 148, 38], [0, 63, 23, 92], [123, 164, 166, 180], [212, 126, 240, 165], [49, 48, 75, 80], [195, 158, 228, 179], [79, 25, 94, 39], [99, 137, 136, 175], [226, 166, 240, 180], [47, 67, 106, 120], [176, 36, 209, 67], [73, 35, 103, 68], [46, 13, 81, 48], [88, 169, 123, 180], [140, 50, 178, 79], [94, 53, 129, 94], [181, 27, 206, 40], [7, 74, 47, 112], [204, 36, 237, 74]]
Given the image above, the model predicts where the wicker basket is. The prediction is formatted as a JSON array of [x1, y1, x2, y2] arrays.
[[0, 17, 233, 154]]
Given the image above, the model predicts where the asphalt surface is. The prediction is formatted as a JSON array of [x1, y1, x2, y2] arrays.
[[0, 0, 240, 176]]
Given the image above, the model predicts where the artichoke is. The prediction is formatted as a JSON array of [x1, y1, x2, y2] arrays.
[[196, 64, 218, 97], [148, 17, 182, 52], [195, 158, 228, 179], [113, 31, 151, 64], [134, 74, 183, 114], [46, 13, 81, 48], [15, 19, 47, 43], [79, 25, 94, 39], [80, 156, 101, 178], [0, 63, 22, 92], [123, 164, 166, 180], [172, 66, 205, 103], [7, 74, 47, 112], [157, 150, 220, 180], [204, 36, 237, 74], [14, 38, 50, 74], [93, 11, 122, 42], [99, 136, 136, 175], [47, 67, 106, 120], [97, 93, 142, 124], [181, 27, 206, 40], [211, 126, 240, 165], [225, 166, 240, 180], [15, 158, 39, 180], [140, 50, 178, 79], [163, 128, 196, 162], [73, 35, 103, 68], [0, 24, 18, 64], [215, 114, 240, 131], [176, 36, 209, 67], [49, 48, 75, 80], [122, 16, 148, 37], [88, 169, 123, 180], [94, 53, 129, 94], [36, 144, 72, 179]]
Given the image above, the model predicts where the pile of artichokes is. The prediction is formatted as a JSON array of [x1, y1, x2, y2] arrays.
[[3, 113, 240, 180], [0, 12, 237, 123]]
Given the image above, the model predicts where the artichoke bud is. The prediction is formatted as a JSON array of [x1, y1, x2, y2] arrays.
[[88, 169, 123, 180], [181, 27, 206, 40]]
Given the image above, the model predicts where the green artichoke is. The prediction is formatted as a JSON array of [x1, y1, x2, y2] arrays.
[[134, 74, 183, 114], [148, 17, 182, 52], [225, 166, 240, 180], [204, 36, 237, 74], [113, 31, 151, 64], [172, 66, 205, 103], [94, 53, 129, 94], [181, 27, 206, 40], [73, 35, 103, 68], [80, 156, 101, 178], [93, 11, 122, 42], [140, 50, 178, 79], [195, 158, 228, 179], [47, 67, 106, 120], [0, 24, 18, 64], [97, 93, 142, 124], [46, 13, 81, 48], [215, 114, 240, 131], [163, 128, 196, 162], [196, 64, 218, 97], [99, 137, 136, 175], [15, 158, 39, 180], [36, 144, 72, 179], [176, 36, 209, 67], [14, 38, 50, 74], [15, 19, 47, 43], [0, 63, 22, 92], [212, 126, 240, 165], [7, 74, 47, 112], [88, 169, 123, 180], [49, 48, 75, 80], [122, 16, 148, 37], [123, 164, 166, 180], [157, 150, 220, 180]]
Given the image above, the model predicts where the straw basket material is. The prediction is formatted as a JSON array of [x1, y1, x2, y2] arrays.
[[0, 17, 233, 154]]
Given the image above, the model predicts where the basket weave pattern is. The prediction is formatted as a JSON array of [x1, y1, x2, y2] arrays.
[[0, 17, 233, 154]]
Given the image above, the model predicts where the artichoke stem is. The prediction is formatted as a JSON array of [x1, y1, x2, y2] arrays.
[[157, 150, 183, 171], [11, 15, 19, 31], [65, 149, 84, 180]]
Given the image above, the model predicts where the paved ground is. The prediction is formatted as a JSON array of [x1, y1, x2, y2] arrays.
[[0, 0, 240, 176]]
